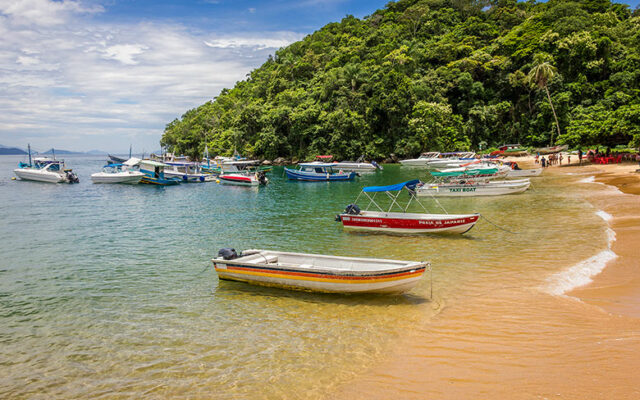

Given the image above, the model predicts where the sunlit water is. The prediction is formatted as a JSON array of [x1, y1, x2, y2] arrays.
[[0, 156, 610, 399]]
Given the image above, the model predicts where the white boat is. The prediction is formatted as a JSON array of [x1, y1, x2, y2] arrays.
[[337, 180, 479, 234], [415, 179, 530, 197], [219, 160, 268, 186], [164, 162, 212, 182], [424, 152, 478, 169], [502, 161, 542, 177], [332, 161, 382, 172], [213, 248, 430, 294], [399, 152, 441, 166], [284, 163, 356, 181], [14, 160, 78, 183], [91, 163, 145, 184], [506, 168, 542, 177]]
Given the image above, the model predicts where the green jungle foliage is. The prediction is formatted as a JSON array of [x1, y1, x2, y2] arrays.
[[161, 0, 640, 160]]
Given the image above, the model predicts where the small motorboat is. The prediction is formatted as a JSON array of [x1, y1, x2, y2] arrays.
[[314, 155, 382, 172], [336, 180, 479, 234], [284, 162, 356, 181], [504, 161, 542, 177], [164, 162, 212, 182], [129, 158, 180, 185], [91, 163, 145, 184], [14, 161, 79, 183], [414, 179, 530, 197], [218, 160, 268, 186], [14, 145, 78, 183], [399, 152, 441, 167], [213, 248, 430, 294], [491, 144, 529, 157]]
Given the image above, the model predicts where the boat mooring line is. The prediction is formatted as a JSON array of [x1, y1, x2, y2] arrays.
[[479, 214, 520, 234]]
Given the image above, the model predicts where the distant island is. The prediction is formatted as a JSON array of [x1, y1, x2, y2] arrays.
[[0, 145, 27, 155], [161, 0, 640, 161]]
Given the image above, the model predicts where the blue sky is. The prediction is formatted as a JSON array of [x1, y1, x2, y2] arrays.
[[0, 0, 638, 153]]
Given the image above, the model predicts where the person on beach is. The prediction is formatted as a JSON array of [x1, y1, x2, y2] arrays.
[[578, 149, 583, 165], [541, 157, 546, 167], [535, 152, 539, 164], [559, 154, 563, 165], [568, 155, 571, 164]]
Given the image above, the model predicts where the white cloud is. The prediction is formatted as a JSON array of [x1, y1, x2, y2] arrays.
[[102, 44, 147, 65], [0, 0, 103, 27], [0, 0, 304, 152], [203, 31, 302, 50]]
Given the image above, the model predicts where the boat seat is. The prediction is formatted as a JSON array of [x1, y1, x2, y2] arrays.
[[243, 254, 278, 264]]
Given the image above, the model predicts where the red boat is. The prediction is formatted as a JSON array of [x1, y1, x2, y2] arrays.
[[336, 180, 479, 234], [219, 160, 268, 186]]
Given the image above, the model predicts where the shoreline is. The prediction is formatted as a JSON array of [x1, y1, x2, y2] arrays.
[[330, 158, 640, 399], [566, 162, 640, 318]]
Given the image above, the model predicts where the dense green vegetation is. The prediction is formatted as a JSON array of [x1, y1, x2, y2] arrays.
[[161, 0, 640, 160]]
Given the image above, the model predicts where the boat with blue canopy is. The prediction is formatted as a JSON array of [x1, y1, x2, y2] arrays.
[[336, 180, 479, 234], [164, 161, 212, 182], [126, 158, 180, 185], [284, 162, 356, 181]]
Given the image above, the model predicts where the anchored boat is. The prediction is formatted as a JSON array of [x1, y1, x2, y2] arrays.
[[164, 162, 211, 182], [504, 161, 542, 177], [284, 162, 356, 181], [414, 179, 530, 197], [90, 163, 145, 184], [336, 180, 479, 234], [218, 160, 268, 186], [127, 158, 180, 185], [213, 248, 430, 294], [14, 145, 78, 183]]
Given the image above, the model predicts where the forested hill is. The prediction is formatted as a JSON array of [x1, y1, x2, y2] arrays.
[[161, 0, 640, 161]]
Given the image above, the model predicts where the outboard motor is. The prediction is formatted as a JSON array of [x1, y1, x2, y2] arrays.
[[66, 171, 79, 184], [257, 171, 268, 185], [372, 161, 383, 170], [344, 204, 361, 215], [218, 248, 238, 260]]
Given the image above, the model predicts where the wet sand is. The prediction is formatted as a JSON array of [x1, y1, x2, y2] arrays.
[[331, 158, 640, 400]]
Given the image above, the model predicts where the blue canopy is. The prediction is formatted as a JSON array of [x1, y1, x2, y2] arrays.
[[363, 179, 420, 192]]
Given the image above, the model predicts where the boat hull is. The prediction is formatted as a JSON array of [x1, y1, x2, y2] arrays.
[[219, 174, 260, 186], [213, 251, 428, 294], [284, 168, 356, 181], [506, 168, 542, 177], [14, 168, 67, 183], [333, 162, 379, 172], [140, 176, 180, 185], [164, 170, 207, 182], [340, 212, 479, 234], [416, 181, 530, 197], [90, 172, 144, 184]]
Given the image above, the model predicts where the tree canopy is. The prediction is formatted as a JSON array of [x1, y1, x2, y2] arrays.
[[161, 0, 640, 160]]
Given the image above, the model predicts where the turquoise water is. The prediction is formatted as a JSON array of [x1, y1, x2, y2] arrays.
[[0, 155, 609, 398]]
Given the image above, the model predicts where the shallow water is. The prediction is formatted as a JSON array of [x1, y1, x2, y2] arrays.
[[0, 156, 611, 399]]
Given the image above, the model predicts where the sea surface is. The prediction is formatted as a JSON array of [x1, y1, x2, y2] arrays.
[[0, 155, 611, 399]]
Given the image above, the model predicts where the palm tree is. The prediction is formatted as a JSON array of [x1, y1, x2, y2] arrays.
[[528, 54, 560, 146]]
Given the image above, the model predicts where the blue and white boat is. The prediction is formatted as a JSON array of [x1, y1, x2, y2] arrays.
[[127, 158, 180, 185], [284, 162, 356, 181], [164, 162, 212, 182]]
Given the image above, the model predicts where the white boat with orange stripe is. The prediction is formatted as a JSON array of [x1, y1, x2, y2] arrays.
[[213, 249, 430, 294]]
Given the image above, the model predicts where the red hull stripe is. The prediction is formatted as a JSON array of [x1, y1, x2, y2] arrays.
[[217, 264, 425, 281], [341, 215, 478, 230], [220, 176, 251, 182]]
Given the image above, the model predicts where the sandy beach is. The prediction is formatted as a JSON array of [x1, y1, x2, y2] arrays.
[[331, 156, 640, 399]]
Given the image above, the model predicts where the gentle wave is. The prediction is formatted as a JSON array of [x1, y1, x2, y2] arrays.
[[544, 226, 617, 296], [578, 176, 596, 183], [596, 210, 613, 222]]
